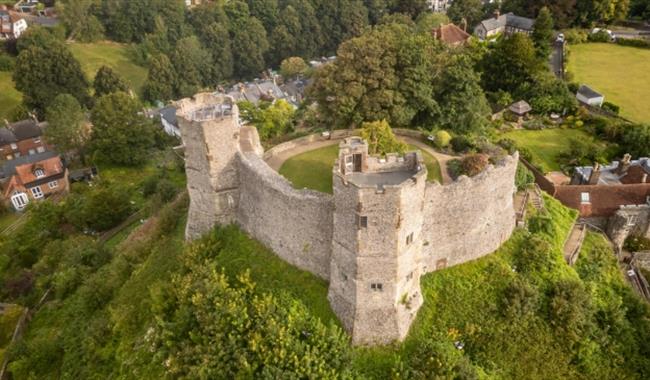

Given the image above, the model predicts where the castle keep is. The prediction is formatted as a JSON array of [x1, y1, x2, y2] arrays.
[[176, 93, 518, 345]]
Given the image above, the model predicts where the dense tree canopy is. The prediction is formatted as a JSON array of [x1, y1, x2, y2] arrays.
[[93, 66, 130, 97], [532, 6, 554, 59], [90, 92, 155, 166], [13, 39, 90, 113], [447, 0, 486, 28], [44, 94, 88, 158]]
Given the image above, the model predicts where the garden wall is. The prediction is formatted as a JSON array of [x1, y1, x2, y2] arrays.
[[421, 154, 518, 271], [237, 152, 334, 280]]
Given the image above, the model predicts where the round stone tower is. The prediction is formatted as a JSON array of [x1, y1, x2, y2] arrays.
[[328, 137, 427, 345], [175, 93, 241, 240]]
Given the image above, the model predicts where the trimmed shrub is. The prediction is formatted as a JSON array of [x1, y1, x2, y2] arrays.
[[602, 101, 620, 115], [435, 130, 452, 148], [461, 154, 489, 177], [616, 38, 650, 49], [564, 29, 589, 44]]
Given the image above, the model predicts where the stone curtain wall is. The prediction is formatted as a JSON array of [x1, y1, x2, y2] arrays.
[[237, 152, 334, 280], [421, 154, 518, 271]]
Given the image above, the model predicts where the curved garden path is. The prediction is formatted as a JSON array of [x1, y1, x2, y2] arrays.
[[263, 132, 457, 185]]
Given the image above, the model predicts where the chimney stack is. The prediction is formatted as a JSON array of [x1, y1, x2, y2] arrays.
[[588, 162, 601, 185], [617, 154, 632, 175], [494, 10, 501, 20], [461, 18, 468, 32]]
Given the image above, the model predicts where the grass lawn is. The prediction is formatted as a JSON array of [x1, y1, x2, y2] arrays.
[[0, 72, 22, 120], [279, 143, 443, 194], [567, 43, 650, 123], [501, 128, 604, 173], [68, 41, 147, 96]]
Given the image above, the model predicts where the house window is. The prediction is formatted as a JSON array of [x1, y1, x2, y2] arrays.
[[48, 180, 58, 189], [370, 283, 383, 292], [10, 143, 17, 150], [31, 186, 44, 199], [580, 192, 590, 204], [406, 232, 414, 245], [406, 272, 414, 281], [34, 138, 41, 144], [34, 168, 45, 178], [36, 146, 45, 153], [5, 155, 12, 160], [28, 149, 35, 155], [356, 215, 368, 229], [11, 192, 29, 210]]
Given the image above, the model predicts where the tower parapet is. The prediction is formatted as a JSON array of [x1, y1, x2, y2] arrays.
[[175, 93, 241, 240], [329, 137, 427, 344]]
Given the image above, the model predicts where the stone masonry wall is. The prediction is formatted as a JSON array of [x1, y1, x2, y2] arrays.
[[237, 151, 334, 280], [421, 154, 518, 272]]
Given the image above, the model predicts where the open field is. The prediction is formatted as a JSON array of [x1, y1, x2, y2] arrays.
[[502, 128, 604, 173], [68, 41, 147, 96], [567, 43, 650, 123], [279, 143, 442, 194], [0, 72, 22, 120]]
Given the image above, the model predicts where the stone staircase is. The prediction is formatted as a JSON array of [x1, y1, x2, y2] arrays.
[[528, 184, 545, 212]]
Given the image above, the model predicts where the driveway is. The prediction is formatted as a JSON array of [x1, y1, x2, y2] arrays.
[[550, 40, 564, 79]]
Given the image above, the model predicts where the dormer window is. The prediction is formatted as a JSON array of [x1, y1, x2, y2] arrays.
[[34, 168, 45, 178]]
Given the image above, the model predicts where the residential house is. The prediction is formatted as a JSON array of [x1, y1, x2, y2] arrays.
[[523, 155, 650, 250], [226, 78, 306, 108], [576, 85, 605, 107], [0, 151, 69, 211], [474, 11, 534, 40], [0, 117, 49, 162], [159, 106, 180, 138], [0, 5, 28, 39], [432, 23, 471, 46]]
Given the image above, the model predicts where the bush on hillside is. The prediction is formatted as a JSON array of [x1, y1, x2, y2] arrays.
[[501, 277, 540, 319], [461, 154, 489, 177], [515, 163, 535, 190], [435, 130, 452, 148], [602, 101, 620, 115], [624, 235, 650, 252], [0, 53, 14, 71], [564, 29, 589, 44], [450, 136, 473, 153]]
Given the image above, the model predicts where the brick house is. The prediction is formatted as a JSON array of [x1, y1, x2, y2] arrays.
[[523, 155, 650, 249], [0, 5, 28, 40], [1, 151, 69, 211], [0, 118, 50, 162]]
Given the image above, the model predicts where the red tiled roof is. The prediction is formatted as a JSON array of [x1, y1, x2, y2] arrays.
[[14, 156, 64, 185], [554, 184, 650, 217], [432, 23, 471, 45]]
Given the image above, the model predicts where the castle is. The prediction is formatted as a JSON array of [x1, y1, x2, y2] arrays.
[[175, 93, 519, 345]]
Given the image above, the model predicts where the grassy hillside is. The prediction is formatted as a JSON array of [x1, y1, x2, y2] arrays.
[[5, 193, 650, 378], [567, 43, 650, 123], [68, 41, 147, 96], [501, 128, 605, 173], [0, 72, 22, 120]]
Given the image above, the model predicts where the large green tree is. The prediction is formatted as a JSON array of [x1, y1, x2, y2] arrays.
[[308, 23, 442, 128], [90, 92, 155, 166], [200, 22, 234, 83], [93, 66, 130, 97], [532, 6, 554, 59], [230, 17, 269, 78], [172, 36, 213, 96], [143, 54, 177, 102], [44, 94, 88, 159], [13, 41, 90, 113], [481, 33, 543, 97], [447, 0, 485, 28], [57, 0, 105, 42], [360, 120, 407, 155], [436, 54, 490, 134]]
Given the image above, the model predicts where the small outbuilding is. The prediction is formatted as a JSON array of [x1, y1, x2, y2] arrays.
[[576, 85, 605, 107], [508, 100, 532, 117]]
